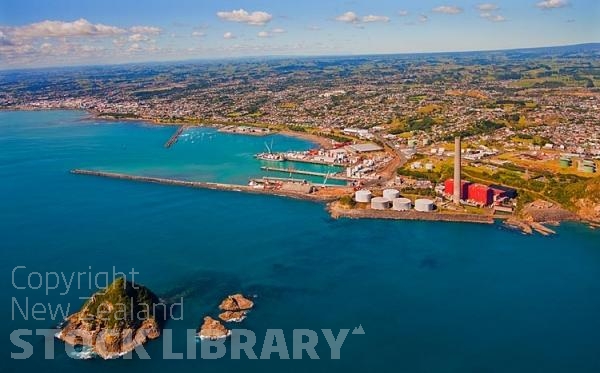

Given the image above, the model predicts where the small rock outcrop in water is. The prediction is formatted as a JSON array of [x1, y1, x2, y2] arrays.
[[55, 277, 165, 359], [218, 294, 254, 323], [198, 317, 230, 340], [219, 294, 254, 312], [219, 311, 248, 322]]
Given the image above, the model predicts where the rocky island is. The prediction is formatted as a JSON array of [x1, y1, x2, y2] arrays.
[[55, 277, 166, 359], [218, 294, 254, 323], [198, 317, 230, 340]]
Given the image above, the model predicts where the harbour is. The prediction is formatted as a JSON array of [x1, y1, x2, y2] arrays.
[[3, 111, 600, 372]]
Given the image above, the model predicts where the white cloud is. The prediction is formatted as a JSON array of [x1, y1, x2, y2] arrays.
[[128, 43, 142, 52], [362, 15, 390, 23], [398, 10, 409, 17], [481, 13, 506, 22], [10, 18, 125, 38], [477, 4, 505, 22], [217, 9, 273, 26], [419, 14, 429, 23], [271, 28, 286, 34], [335, 11, 360, 23], [477, 3, 499, 11], [307, 25, 321, 31], [129, 26, 162, 34], [432, 6, 464, 14], [335, 11, 390, 24], [0, 30, 14, 46], [112, 37, 127, 48], [223, 32, 236, 39], [536, 0, 569, 9], [129, 33, 149, 42], [191, 31, 206, 37], [40, 42, 52, 53], [258, 31, 270, 38]]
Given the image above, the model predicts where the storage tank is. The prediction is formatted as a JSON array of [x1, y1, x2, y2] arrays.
[[383, 189, 401, 200], [392, 198, 412, 211], [371, 197, 391, 210], [414, 198, 435, 212], [581, 165, 596, 173], [559, 158, 572, 168], [354, 190, 373, 203]]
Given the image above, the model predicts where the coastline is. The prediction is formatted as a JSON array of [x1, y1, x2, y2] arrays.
[[278, 130, 334, 149], [2, 107, 335, 149], [71, 169, 502, 226], [4, 108, 596, 230], [328, 202, 495, 225]]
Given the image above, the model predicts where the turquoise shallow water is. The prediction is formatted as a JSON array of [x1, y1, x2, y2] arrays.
[[2, 110, 600, 372]]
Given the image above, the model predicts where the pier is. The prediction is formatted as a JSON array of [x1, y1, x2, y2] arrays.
[[164, 126, 188, 148], [261, 166, 351, 181], [283, 156, 345, 167]]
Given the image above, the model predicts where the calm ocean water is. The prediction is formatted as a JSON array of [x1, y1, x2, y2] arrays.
[[2, 110, 599, 372]]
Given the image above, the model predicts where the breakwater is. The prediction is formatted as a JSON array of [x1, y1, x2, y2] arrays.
[[70, 169, 336, 202], [164, 125, 187, 148]]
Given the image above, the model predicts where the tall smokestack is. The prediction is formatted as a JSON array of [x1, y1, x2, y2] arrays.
[[453, 136, 462, 205]]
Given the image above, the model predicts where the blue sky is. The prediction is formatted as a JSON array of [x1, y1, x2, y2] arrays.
[[0, 0, 598, 68]]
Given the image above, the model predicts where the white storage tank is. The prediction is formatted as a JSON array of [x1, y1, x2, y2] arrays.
[[354, 189, 373, 203], [392, 198, 412, 211], [371, 197, 391, 210], [383, 189, 401, 200], [414, 198, 435, 212]]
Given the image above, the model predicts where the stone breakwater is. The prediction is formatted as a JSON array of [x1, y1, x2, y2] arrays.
[[71, 170, 498, 225], [70, 169, 337, 202]]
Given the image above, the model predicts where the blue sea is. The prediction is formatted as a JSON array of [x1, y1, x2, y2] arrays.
[[2, 110, 599, 372]]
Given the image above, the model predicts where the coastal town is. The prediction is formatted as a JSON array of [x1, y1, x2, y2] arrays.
[[2, 45, 600, 230]]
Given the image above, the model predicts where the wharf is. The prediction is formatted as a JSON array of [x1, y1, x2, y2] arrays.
[[282, 156, 345, 167], [164, 125, 188, 148], [261, 166, 351, 181]]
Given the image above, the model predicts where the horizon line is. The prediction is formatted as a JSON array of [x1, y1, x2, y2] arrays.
[[2, 41, 599, 73]]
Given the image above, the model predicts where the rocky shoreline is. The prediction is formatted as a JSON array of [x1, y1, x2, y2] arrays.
[[328, 201, 495, 224]]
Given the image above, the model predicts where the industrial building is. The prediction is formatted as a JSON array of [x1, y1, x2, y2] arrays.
[[444, 179, 503, 206], [467, 183, 494, 206], [346, 143, 384, 153], [444, 179, 470, 201], [489, 185, 518, 200]]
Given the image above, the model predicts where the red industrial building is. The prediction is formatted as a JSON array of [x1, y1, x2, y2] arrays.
[[467, 183, 493, 206], [444, 179, 470, 199], [444, 179, 494, 206]]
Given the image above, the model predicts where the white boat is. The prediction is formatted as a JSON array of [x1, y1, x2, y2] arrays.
[[255, 152, 285, 162]]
